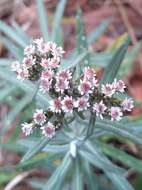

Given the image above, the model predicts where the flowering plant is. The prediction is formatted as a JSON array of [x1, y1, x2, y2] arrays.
[[0, 1, 142, 190]]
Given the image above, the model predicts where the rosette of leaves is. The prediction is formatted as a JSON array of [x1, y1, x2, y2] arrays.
[[0, 0, 142, 190]]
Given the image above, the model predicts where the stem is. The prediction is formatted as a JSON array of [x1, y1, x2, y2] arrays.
[[84, 114, 96, 140]]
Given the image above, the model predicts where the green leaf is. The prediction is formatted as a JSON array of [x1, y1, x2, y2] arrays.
[[88, 19, 111, 44], [0, 59, 14, 67], [79, 149, 123, 174], [85, 141, 134, 190], [100, 35, 131, 84], [21, 136, 52, 163], [52, 0, 67, 42], [42, 152, 72, 190], [1, 93, 36, 135], [0, 20, 26, 47], [72, 157, 83, 190], [106, 173, 135, 190], [12, 21, 30, 45], [36, 0, 49, 41], [101, 143, 142, 174], [60, 51, 88, 70], [0, 36, 23, 60], [96, 120, 142, 145], [0, 85, 17, 102]]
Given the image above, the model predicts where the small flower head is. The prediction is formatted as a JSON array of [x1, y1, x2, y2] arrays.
[[41, 122, 55, 138], [101, 84, 115, 97], [11, 61, 21, 71], [57, 70, 72, 81], [23, 56, 35, 68], [122, 98, 134, 111], [40, 58, 50, 68], [24, 45, 35, 56], [84, 67, 96, 80], [113, 79, 126, 93], [17, 67, 29, 81], [41, 69, 53, 80], [21, 122, 33, 136], [52, 46, 65, 58], [40, 79, 51, 93], [62, 96, 74, 113], [78, 80, 92, 95], [55, 78, 69, 93], [49, 57, 60, 68], [93, 101, 107, 119], [110, 107, 123, 121], [75, 97, 89, 111], [33, 109, 46, 125], [50, 98, 62, 113]]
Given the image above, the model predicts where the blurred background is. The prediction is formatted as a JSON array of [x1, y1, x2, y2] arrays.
[[0, 0, 142, 189]]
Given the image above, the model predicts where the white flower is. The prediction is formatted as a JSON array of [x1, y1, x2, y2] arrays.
[[41, 122, 55, 138], [113, 79, 126, 93], [70, 141, 77, 158], [75, 97, 89, 111], [21, 122, 33, 136], [122, 98, 134, 111], [24, 45, 35, 56], [46, 41, 57, 52], [55, 78, 69, 93], [57, 70, 72, 80], [84, 67, 96, 80], [41, 69, 53, 80], [90, 77, 99, 89], [52, 46, 65, 58], [62, 96, 74, 113], [50, 98, 62, 113], [101, 84, 115, 97], [93, 101, 107, 119], [110, 107, 123, 121], [40, 79, 51, 93], [33, 109, 46, 125], [40, 58, 50, 68], [78, 80, 92, 95], [17, 67, 29, 81], [11, 61, 21, 71], [48, 57, 60, 68], [34, 38, 43, 46], [23, 56, 35, 68]]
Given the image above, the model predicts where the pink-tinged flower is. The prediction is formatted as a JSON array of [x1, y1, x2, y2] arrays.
[[52, 46, 65, 58], [75, 97, 89, 111], [23, 56, 35, 68], [110, 107, 123, 121], [49, 57, 60, 68], [78, 80, 92, 95], [40, 79, 51, 93], [57, 70, 72, 80], [11, 61, 21, 71], [21, 122, 33, 136], [41, 69, 53, 80], [50, 98, 62, 113], [41, 122, 55, 138], [84, 67, 96, 80], [34, 38, 43, 46], [62, 96, 74, 113], [113, 79, 126, 93], [90, 77, 99, 89], [122, 98, 134, 111], [24, 45, 35, 56], [17, 67, 29, 81], [55, 78, 69, 93], [101, 84, 115, 97], [37, 42, 49, 54], [93, 101, 107, 119], [33, 109, 46, 125], [46, 41, 57, 51], [40, 58, 50, 68]]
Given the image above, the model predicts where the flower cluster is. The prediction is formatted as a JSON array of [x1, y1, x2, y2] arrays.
[[12, 39, 134, 138]]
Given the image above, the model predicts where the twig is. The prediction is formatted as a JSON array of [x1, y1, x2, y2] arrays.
[[4, 170, 34, 190], [114, 0, 137, 45]]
